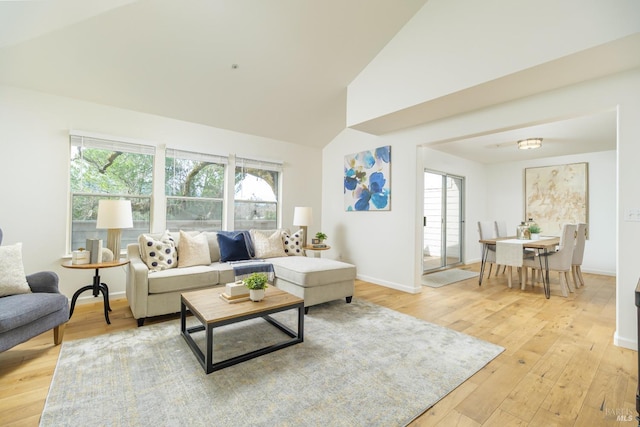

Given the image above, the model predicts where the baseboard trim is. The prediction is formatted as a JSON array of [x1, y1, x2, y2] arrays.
[[614, 331, 636, 350], [356, 274, 420, 294]]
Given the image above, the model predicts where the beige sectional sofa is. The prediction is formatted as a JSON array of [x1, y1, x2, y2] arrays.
[[126, 229, 356, 326]]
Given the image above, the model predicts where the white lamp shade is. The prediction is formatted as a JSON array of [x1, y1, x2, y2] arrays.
[[293, 206, 312, 226], [96, 200, 133, 229]]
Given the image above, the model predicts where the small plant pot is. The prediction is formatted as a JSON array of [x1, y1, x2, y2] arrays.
[[249, 289, 265, 302], [530, 233, 540, 240]]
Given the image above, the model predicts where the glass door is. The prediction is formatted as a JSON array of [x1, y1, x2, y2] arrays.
[[423, 171, 464, 272]]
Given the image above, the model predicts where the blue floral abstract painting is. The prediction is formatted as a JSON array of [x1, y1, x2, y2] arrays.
[[344, 145, 391, 211]]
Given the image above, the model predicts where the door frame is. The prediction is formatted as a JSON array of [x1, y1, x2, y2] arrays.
[[422, 169, 466, 273]]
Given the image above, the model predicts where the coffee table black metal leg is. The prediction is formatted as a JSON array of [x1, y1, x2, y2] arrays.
[[206, 323, 214, 374], [298, 304, 304, 341]]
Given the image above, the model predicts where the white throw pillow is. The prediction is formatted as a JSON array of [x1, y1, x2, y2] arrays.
[[140, 230, 177, 272], [0, 243, 31, 297], [178, 231, 212, 268], [250, 229, 287, 259], [282, 229, 305, 256]]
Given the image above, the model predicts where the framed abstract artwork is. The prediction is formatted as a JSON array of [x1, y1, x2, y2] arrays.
[[524, 162, 588, 237], [344, 145, 391, 211]]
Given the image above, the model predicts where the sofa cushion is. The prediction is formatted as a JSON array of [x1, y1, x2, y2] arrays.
[[139, 231, 177, 272], [270, 257, 356, 288], [0, 292, 68, 333], [250, 229, 287, 259], [0, 243, 31, 297], [148, 265, 220, 294], [282, 229, 305, 256], [178, 231, 211, 268], [217, 232, 252, 262], [202, 232, 221, 262]]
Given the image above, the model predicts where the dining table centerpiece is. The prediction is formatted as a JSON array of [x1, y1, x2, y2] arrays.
[[528, 224, 541, 240]]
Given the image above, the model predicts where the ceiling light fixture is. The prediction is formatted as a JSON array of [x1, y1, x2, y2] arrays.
[[517, 138, 543, 150]]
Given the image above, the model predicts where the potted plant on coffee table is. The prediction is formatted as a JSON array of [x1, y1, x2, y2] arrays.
[[243, 272, 269, 302]]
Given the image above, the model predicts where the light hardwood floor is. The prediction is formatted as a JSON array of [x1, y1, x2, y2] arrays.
[[0, 265, 636, 426]]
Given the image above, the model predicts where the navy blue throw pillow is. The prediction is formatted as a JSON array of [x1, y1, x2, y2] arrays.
[[217, 232, 251, 262]]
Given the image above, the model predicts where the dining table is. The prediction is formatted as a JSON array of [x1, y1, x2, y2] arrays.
[[478, 236, 561, 298]]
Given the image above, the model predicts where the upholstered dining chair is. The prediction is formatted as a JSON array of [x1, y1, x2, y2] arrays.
[[572, 223, 587, 288], [523, 223, 577, 297], [494, 220, 508, 238], [478, 221, 499, 279], [494, 220, 509, 274]]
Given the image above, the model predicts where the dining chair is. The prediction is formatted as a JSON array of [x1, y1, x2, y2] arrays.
[[572, 223, 587, 288], [523, 223, 577, 297], [478, 221, 498, 279], [494, 220, 508, 238], [494, 220, 508, 274]]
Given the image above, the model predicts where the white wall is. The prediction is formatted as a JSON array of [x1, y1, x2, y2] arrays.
[[322, 128, 419, 293], [325, 69, 640, 350], [483, 151, 616, 275], [0, 85, 322, 302], [347, 0, 640, 127]]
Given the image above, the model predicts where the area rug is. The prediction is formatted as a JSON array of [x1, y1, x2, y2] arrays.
[[40, 299, 502, 427], [422, 269, 479, 288]]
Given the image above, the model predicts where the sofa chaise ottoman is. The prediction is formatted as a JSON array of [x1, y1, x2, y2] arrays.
[[126, 229, 356, 325]]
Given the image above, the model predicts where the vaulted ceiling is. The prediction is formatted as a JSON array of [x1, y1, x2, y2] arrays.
[[0, 1, 635, 162], [0, 0, 427, 148]]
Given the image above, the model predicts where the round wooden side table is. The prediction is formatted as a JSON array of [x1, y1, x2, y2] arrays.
[[62, 260, 129, 324], [303, 245, 331, 258]]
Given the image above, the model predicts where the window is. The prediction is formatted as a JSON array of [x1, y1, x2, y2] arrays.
[[234, 157, 281, 230], [165, 149, 226, 231], [69, 134, 154, 254]]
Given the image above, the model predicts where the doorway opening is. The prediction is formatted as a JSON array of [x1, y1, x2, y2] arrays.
[[423, 170, 465, 273]]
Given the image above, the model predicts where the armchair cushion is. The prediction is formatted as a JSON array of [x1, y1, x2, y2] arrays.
[[0, 243, 31, 297], [0, 292, 68, 334]]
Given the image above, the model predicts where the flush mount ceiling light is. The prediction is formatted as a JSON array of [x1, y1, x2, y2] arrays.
[[517, 138, 543, 150]]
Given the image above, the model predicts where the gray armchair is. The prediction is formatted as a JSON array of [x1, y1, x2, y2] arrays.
[[0, 229, 69, 352]]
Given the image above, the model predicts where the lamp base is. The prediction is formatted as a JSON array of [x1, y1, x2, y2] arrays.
[[106, 228, 123, 260], [300, 225, 308, 248]]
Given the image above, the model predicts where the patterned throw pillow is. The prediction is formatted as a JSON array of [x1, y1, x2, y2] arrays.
[[250, 229, 287, 259], [282, 229, 305, 256], [0, 243, 31, 297], [177, 230, 211, 268], [140, 231, 177, 272]]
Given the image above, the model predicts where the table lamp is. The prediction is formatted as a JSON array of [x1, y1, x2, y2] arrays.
[[293, 206, 312, 247], [96, 199, 133, 259]]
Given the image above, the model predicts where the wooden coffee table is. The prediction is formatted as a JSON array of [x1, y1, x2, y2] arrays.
[[180, 286, 304, 374]]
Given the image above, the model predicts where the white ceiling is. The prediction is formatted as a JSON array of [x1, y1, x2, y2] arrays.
[[426, 110, 618, 164], [0, 0, 427, 148], [0, 0, 628, 161]]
